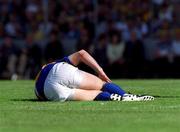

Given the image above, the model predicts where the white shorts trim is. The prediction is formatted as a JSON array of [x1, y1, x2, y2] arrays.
[[44, 62, 83, 101]]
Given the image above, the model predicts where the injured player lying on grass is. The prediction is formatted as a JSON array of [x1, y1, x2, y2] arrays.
[[35, 49, 154, 101]]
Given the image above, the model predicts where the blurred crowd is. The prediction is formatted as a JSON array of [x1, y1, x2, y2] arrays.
[[0, 0, 180, 79]]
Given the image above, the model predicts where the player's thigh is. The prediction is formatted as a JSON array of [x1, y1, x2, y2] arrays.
[[79, 70, 105, 90], [71, 88, 101, 101], [44, 81, 74, 101]]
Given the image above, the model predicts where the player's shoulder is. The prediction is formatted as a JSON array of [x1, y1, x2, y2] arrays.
[[56, 56, 73, 65]]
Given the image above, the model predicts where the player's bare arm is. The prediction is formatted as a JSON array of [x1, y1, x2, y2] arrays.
[[68, 49, 111, 82]]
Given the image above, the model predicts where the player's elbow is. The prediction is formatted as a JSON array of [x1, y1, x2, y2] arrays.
[[78, 49, 87, 57]]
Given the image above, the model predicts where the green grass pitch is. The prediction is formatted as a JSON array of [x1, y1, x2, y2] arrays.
[[1, 80, 180, 132]]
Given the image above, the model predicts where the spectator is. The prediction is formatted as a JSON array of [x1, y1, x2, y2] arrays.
[[0, 36, 17, 79], [5, 14, 23, 38], [172, 28, 180, 76], [61, 17, 80, 54], [107, 30, 125, 78], [172, 29, 180, 59], [124, 31, 145, 77], [107, 30, 125, 65], [0, 23, 5, 38], [154, 30, 173, 76], [44, 31, 64, 63], [124, 31, 145, 64], [93, 33, 108, 69], [25, 34, 42, 79], [155, 30, 173, 62], [0, 0, 9, 24], [76, 28, 93, 53], [158, 2, 174, 22]]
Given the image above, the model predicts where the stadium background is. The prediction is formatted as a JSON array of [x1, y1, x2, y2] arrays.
[[0, 0, 179, 80]]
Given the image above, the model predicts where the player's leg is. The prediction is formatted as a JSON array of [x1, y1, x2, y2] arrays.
[[72, 89, 124, 101], [75, 70, 154, 101], [72, 89, 102, 101], [44, 81, 154, 101], [44, 81, 113, 101], [77, 70, 126, 96], [77, 70, 105, 90]]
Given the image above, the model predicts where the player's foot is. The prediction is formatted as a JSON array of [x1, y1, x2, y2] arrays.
[[110, 94, 122, 101], [122, 94, 154, 101]]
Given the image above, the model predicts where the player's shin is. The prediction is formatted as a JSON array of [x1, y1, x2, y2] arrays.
[[94, 92, 122, 101], [101, 83, 126, 96]]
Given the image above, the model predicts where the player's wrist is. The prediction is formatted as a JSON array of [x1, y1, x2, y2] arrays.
[[96, 67, 103, 74]]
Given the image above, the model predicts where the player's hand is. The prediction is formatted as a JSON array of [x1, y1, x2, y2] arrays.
[[98, 68, 112, 83]]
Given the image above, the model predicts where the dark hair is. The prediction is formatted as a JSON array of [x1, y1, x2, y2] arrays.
[[98, 33, 107, 41], [109, 30, 122, 43]]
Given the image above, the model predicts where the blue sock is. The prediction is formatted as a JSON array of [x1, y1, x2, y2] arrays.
[[94, 92, 111, 101], [102, 83, 126, 96]]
